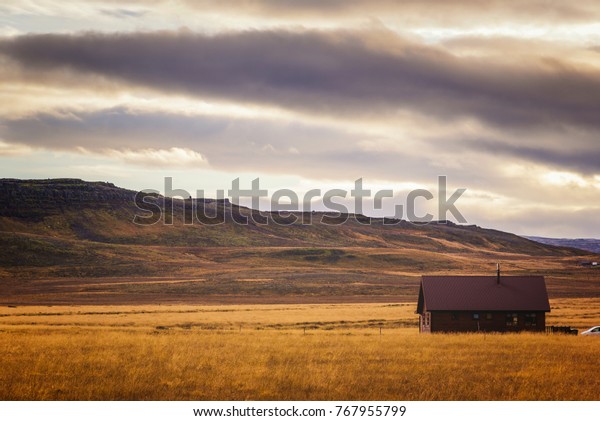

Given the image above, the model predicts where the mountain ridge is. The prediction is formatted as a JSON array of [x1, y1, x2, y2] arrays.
[[0, 177, 580, 252], [525, 236, 600, 254], [1, 178, 596, 305]]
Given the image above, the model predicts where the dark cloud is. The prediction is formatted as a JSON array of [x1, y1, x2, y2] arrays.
[[1, 30, 600, 135], [461, 138, 600, 174], [0, 107, 468, 182], [8, 107, 589, 202], [1, 106, 362, 148], [0, 107, 353, 168]]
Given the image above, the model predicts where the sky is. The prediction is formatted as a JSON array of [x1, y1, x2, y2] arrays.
[[1, 1, 600, 237]]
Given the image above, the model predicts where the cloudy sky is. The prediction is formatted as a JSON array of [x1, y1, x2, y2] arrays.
[[1, 1, 600, 237]]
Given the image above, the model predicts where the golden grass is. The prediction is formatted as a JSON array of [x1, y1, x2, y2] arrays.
[[0, 303, 416, 330], [0, 299, 598, 400]]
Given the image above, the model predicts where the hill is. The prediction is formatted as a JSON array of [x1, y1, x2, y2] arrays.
[[525, 236, 600, 254], [0, 178, 597, 305]]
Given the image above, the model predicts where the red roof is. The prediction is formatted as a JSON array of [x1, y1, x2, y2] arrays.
[[417, 275, 550, 313]]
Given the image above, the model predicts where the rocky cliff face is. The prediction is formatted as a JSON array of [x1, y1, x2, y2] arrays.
[[0, 178, 232, 221], [0, 179, 137, 218]]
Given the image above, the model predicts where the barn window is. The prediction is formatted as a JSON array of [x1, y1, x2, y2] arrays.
[[472, 313, 480, 320], [486, 313, 493, 320], [506, 313, 518, 326], [422, 312, 431, 327], [524, 313, 537, 326]]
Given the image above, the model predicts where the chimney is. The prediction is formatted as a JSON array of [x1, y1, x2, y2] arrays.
[[496, 263, 500, 285]]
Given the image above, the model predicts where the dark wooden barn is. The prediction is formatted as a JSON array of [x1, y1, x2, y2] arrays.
[[416, 273, 550, 333]]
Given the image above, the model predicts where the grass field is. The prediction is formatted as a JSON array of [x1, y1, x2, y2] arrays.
[[0, 299, 598, 400]]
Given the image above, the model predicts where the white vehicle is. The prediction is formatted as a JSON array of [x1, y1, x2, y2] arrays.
[[581, 326, 600, 336]]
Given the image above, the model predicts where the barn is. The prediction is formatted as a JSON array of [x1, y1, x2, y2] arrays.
[[416, 272, 550, 333]]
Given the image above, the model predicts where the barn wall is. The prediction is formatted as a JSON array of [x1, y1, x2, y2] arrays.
[[428, 311, 546, 333]]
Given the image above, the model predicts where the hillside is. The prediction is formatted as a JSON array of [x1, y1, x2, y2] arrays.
[[0, 178, 579, 252], [0, 178, 597, 305]]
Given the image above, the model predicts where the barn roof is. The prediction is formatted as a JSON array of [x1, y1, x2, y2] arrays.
[[417, 275, 550, 313]]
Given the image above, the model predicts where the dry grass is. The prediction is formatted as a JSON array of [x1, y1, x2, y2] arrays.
[[0, 303, 417, 331], [2, 245, 598, 306], [0, 299, 599, 401]]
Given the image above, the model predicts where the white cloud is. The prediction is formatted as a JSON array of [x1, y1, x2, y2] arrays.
[[541, 171, 590, 188], [504, 164, 600, 190], [105, 147, 207, 168], [0, 139, 32, 156], [0, 25, 22, 37]]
